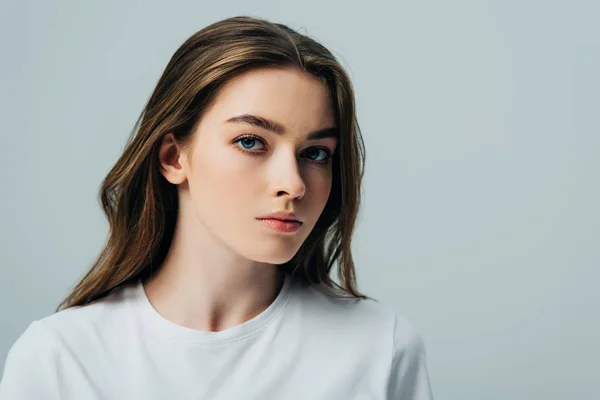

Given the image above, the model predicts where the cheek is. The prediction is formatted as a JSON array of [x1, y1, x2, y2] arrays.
[[191, 147, 261, 216], [303, 167, 333, 209]]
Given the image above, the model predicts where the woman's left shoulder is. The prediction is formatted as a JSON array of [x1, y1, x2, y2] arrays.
[[298, 282, 404, 339], [349, 297, 426, 351]]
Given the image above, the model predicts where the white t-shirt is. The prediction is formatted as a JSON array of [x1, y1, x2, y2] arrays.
[[0, 273, 433, 399]]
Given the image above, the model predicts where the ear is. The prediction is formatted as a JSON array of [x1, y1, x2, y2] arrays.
[[158, 133, 188, 185]]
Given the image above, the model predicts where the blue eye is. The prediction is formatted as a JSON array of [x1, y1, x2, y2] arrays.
[[235, 136, 265, 151], [303, 148, 330, 162]]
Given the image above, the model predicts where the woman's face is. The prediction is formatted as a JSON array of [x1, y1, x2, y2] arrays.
[[168, 67, 337, 264]]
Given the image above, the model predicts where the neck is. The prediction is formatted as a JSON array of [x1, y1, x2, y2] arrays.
[[142, 207, 285, 333]]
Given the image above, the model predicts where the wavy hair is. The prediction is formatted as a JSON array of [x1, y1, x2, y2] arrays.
[[57, 15, 368, 311]]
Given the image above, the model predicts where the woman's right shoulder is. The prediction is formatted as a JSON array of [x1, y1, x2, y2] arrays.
[[37, 282, 138, 341], [4, 319, 57, 358], [1, 283, 139, 397], [9, 282, 137, 357], [0, 320, 61, 397]]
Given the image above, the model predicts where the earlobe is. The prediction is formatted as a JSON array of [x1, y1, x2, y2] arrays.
[[158, 133, 187, 185]]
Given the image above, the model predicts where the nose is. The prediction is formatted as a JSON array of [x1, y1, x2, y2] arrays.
[[270, 151, 306, 200]]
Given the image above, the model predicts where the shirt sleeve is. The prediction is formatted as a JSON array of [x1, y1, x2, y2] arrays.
[[387, 313, 434, 400], [0, 320, 59, 400]]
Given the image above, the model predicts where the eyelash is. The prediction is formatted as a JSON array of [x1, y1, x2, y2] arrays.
[[233, 134, 333, 165]]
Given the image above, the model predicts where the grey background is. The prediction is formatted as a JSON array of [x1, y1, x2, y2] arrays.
[[1, 0, 598, 399]]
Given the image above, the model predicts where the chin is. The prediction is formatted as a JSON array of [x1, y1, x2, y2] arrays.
[[243, 243, 301, 265]]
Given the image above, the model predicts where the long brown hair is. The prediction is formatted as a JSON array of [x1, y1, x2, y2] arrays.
[[57, 16, 368, 311]]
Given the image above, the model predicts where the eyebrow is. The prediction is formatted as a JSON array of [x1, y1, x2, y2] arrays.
[[225, 114, 338, 140]]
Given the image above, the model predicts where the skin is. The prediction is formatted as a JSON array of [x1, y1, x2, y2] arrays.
[[143, 67, 337, 332]]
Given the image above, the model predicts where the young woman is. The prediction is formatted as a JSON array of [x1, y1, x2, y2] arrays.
[[0, 16, 433, 399]]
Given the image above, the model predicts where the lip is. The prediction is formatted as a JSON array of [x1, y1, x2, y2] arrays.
[[257, 211, 302, 223], [256, 211, 303, 233], [257, 218, 302, 233]]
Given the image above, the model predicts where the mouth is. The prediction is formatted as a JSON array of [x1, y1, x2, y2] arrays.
[[256, 218, 303, 233]]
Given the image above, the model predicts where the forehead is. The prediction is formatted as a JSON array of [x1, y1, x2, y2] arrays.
[[204, 67, 336, 131]]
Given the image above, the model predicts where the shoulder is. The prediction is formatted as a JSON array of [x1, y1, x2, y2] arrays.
[[291, 281, 434, 397], [6, 283, 139, 362], [291, 280, 401, 346], [390, 312, 427, 361], [296, 280, 396, 323], [292, 280, 426, 353], [38, 283, 136, 339], [2, 319, 59, 363], [1, 283, 138, 393], [0, 320, 60, 396], [386, 313, 434, 399]]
